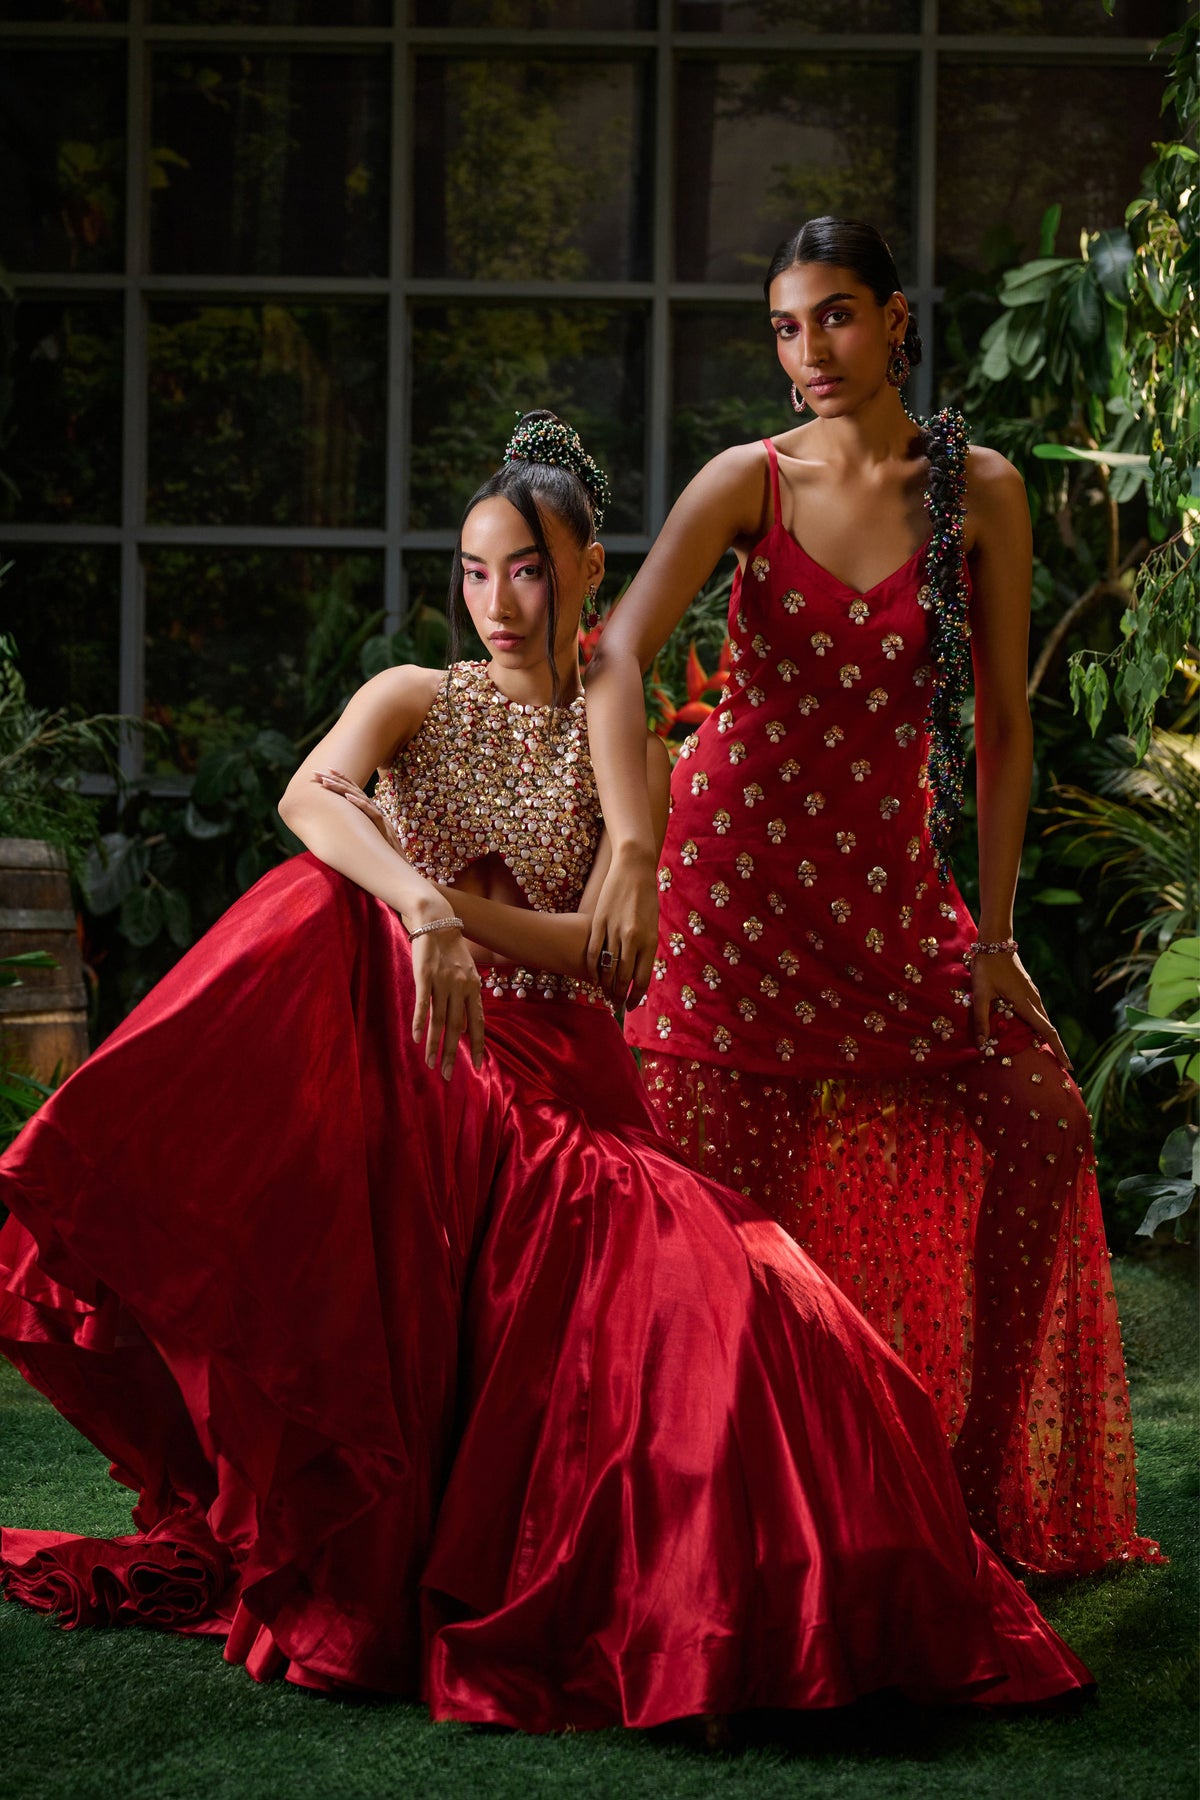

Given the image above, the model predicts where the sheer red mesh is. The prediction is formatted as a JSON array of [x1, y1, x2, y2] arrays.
[[640, 1043, 1164, 1577]]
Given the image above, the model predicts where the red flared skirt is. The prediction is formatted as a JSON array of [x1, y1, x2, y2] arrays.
[[0, 857, 1089, 1727]]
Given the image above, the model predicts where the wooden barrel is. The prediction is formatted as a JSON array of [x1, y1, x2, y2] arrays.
[[0, 837, 90, 1083]]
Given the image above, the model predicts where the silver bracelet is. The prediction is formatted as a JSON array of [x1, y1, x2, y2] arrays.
[[408, 915, 465, 942]]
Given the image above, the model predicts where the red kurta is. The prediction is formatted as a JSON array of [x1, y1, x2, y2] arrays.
[[627, 437, 1161, 1577]]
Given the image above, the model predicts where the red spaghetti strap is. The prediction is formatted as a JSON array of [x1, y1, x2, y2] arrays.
[[763, 437, 782, 528]]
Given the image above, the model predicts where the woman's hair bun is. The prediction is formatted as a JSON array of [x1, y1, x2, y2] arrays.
[[503, 410, 611, 530]]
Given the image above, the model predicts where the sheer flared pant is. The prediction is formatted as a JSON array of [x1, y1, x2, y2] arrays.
[[638, 1039, 1163, 1577]]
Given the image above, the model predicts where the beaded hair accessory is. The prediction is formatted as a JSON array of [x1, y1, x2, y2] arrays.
[[503, 413, 611, 532], [916, 406, 972, 881]]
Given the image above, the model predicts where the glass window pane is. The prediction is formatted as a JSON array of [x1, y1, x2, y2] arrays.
[[671, 307, 783, 500], [2, 2, 128, 16], [143, 551, 383, 773], [3, 301, 123, 526], [940, 0, 1179, 32], [676, 0, 918, 28], [146, 303, 387, 528], [0, 51, 125, 274], [2, 548, 120, 716], [674, 59, 915, 285], [937, 63, 1165, 282], [150, 53, 389, 278], [408, 304, 647, 535], [411, 1, 654, 23], [413, 58, 652, 282], [151, 1, 389, 19]]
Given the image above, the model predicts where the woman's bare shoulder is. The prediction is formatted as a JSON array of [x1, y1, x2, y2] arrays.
[[966, 443, 1025, 499]]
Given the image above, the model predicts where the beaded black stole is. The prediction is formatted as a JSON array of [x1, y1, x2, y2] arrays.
[[916, 406, 971, 881]]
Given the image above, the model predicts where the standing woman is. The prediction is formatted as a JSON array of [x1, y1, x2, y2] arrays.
[[584, 218, 1162, 1577]]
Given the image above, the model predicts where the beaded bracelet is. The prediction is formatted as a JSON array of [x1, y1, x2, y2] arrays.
[[963, 937, 1018, 972], [409, 915, 465, 942]]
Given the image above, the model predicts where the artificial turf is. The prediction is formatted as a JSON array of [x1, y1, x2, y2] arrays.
[[1, 1254, 1196, 1800]]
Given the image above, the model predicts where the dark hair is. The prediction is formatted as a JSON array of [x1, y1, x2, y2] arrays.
[[446, 411, 598, 710], [763, 216, 923, 369]]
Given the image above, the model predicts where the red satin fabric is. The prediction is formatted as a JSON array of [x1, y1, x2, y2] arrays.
[[0, 856, 1090, 1727]]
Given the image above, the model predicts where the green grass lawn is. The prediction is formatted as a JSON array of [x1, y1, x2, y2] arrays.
[[1, 1254, 1196, 1800]]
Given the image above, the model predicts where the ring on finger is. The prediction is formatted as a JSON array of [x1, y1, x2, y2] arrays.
[[598, 948, 616, 971]]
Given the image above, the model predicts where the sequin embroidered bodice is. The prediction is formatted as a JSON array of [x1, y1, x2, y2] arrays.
[[626, 437, 977, 1078], [375, 661, 602, 915]]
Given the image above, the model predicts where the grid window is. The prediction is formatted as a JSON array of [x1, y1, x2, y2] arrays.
[[0, 3, 1176, 782]]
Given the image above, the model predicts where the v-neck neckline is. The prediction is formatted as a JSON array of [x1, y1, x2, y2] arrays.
[[768, 519, 930, 600]]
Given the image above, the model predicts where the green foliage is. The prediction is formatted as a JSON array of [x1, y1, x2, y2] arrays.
[[82, 598, 450, 1021], [959, 19, 1198, 757], [1047, 733, 1197, 1103], [0, 620, 130, 881], [0, 951, 58, 1153]]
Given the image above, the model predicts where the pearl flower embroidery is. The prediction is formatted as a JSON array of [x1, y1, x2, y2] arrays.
[[866, 687, 889, 711], [839, 664, 862, 688], [850, 759, 871, 782], [781, 588, 805, 613], [797, 860, 817, 886], [882, 634, 904, 659], [777, 659, 799, 683], [751, 556, 770, 581], [735, 852, 755, 879], [810, 633, 832, 657], [804, 792, 826, 816], [848, 598, 870, 624]]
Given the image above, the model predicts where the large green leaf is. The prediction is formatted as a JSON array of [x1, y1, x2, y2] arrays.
[[119, 885, 163, 948], [1147, 937, 1200, 1017], [997, 257, 1076, 304], [1088, 228, 1135, 300], [1031, 445, 1151, 467], [83, 833, 151, 915]]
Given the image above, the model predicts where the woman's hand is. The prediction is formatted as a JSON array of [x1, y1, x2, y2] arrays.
[[410, 926, 486, 1081], [313, 767, 484, 1078], [586, 846, 660, 1010], [312, 768, 403, 855], [971, 951, 1070, 1070]]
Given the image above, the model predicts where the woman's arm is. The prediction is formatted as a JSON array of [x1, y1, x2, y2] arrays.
[[445, 736, 673, 981], [278, 666, 485, 1077], [583, 443, 769, 1005], [322, 738, 673, 986], [967, 449, 1068, 1066]]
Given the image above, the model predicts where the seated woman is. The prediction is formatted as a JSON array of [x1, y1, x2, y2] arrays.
[[0, 414, 1089, 1732]]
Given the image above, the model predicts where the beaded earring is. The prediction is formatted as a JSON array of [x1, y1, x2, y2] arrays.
[[887, 343, 911, 389], [582, 585, 600, 628], [789, 383, 806, 415]]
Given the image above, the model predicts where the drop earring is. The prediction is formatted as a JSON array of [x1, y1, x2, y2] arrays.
[[583, 585, 600, 628], [789, 383, 806, 416], [887, 343, 911, 389]]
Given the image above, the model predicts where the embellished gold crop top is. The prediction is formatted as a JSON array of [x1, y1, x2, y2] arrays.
[[374, 661, 603, 914]]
